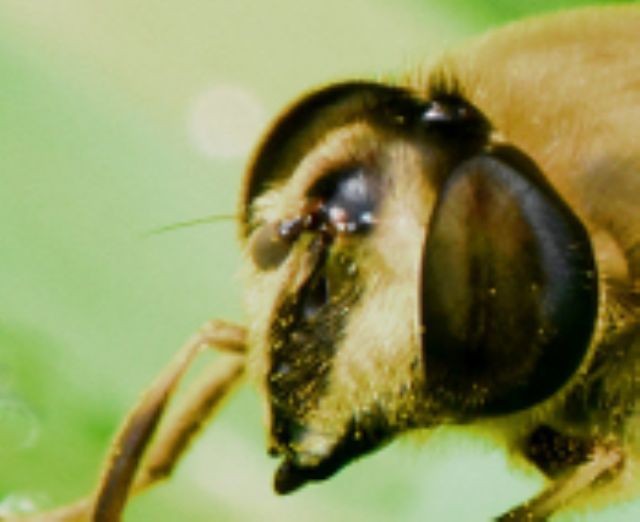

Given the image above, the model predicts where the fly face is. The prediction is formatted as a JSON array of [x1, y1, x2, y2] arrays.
[[241, 99, 447, 492], [240, 73, 600, 501]]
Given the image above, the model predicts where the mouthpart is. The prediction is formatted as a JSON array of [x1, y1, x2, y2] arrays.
[[270, 420, 393, 495]]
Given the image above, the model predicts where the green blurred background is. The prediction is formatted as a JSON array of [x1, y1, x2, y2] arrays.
[[1, 1, 637, 521]]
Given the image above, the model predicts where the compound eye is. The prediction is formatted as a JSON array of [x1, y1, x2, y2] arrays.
[[421, 148, 598, 416], [308, 167, 380, 234]]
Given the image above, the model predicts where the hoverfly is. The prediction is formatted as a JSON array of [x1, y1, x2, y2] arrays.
[[8, 5, 640, 521]]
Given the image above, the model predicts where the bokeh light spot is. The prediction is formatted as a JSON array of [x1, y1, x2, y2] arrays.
[[188, 84, 267, 160]]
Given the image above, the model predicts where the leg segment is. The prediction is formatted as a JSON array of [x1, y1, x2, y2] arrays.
[[6, 320, 247, 522], [91, 320, 247, 521], [496, 435, 624, 521], [132, 356, 244, 493]]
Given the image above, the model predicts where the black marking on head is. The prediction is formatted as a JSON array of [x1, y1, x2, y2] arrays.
[[421, 145, 598, 416], [417, 96, 490, 150], [267, 237, 362, 449]]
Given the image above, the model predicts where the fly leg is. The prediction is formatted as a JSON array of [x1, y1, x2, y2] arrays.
[[496, 426, 624, 521], [6, 320, 247, 522]]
